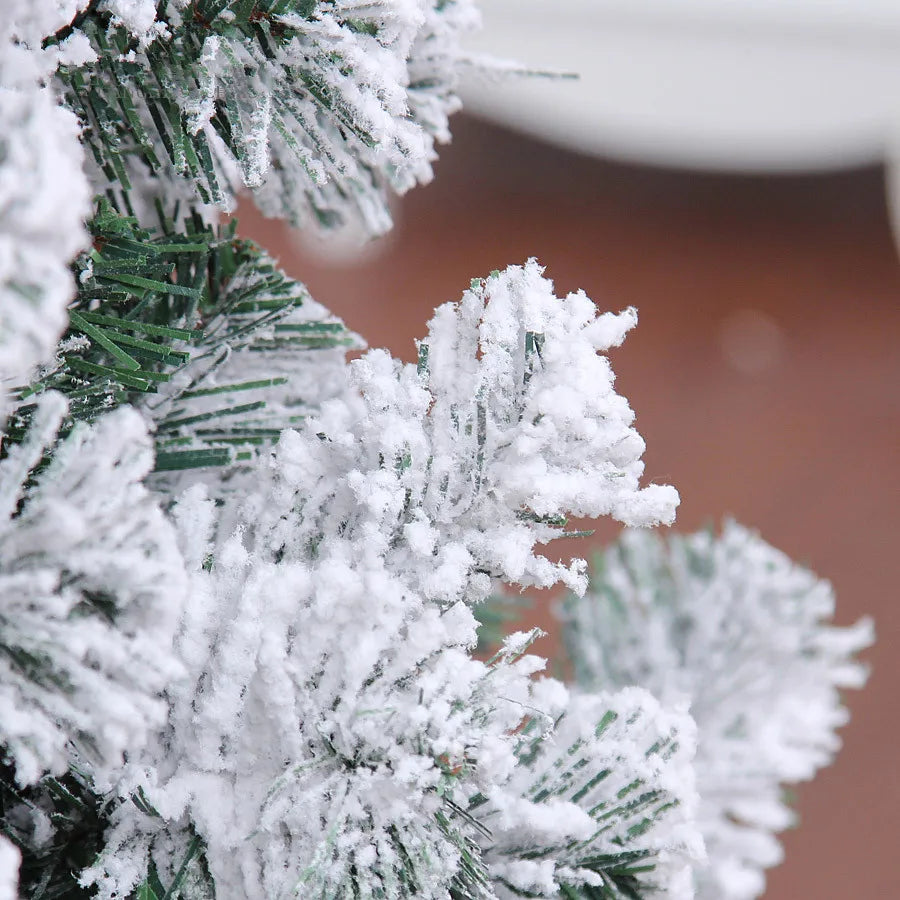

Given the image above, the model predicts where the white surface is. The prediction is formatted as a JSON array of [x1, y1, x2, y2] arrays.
[[460, 0, 900, 171]]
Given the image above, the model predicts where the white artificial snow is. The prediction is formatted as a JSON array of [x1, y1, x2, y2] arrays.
[[0, 394, 186, 786], [0, 835, 18, 900], [560, 521, 873, 900], [182, 35, 221, 135], [54, 31, 98, 67], [69, 0, 480, 235], [0, 2, 91, 387], [99, 0, 168, 45], [143, 256, 364, 500], [0, 2, 93, 83], [481, 689, 704, 899], [83, 262, 684, 899], [0, 87, 89, 384]]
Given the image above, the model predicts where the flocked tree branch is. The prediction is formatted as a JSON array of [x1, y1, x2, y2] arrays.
[[0, 394, 185, 787], [0, 1, 91, 391], [51, 1, 479, 234], [559, 523, 873, 900], [0, 2, 872, 898], [82, 263, 688, 900]]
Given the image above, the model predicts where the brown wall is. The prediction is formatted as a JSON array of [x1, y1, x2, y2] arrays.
[[238, 115, 900, 899]]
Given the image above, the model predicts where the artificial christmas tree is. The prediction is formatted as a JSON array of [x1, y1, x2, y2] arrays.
[[0, 3, 871, 899]]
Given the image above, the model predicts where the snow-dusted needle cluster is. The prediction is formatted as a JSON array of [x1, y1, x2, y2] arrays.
[[0, 395, 186, 787], [0, 1, 91, 389], [82, 262, 692, 900], [560, 522, 873, 900], [0, 2, 873, 898], [478, 687, 703, 899], [52, 0, 480, 234]]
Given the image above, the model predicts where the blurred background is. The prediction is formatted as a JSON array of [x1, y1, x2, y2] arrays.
[[238, 3, 899, 896]]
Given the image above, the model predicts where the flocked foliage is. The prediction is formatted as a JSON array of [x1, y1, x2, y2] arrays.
[[0, 394, 185, 787], [0, 1, 872, 898], [50, 0, 478, 234], [475, 687, 703, 899], [559, 523, 873, 900], [257, 261, 678, 598], [81, 263, 687, 900], [9, 200, 359, 485], [0, 1, 91, 390]]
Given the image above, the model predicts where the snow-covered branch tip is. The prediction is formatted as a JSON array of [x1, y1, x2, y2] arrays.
[[81, 262, 683, 900], [49, 1, 480, 235], [0, 393, 186, 788], [260, 259, 678, 599], [477, 686, 704, 900], [0, 1, 91, 390], [560, 521, 873, 900]]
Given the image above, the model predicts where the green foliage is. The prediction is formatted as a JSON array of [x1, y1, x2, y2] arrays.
[[7, 200, 356, 476], [1, 763, 209, 900], [50, 0, 448, 231], [53, 2, 323, 212], [0, 763, 105, 900]]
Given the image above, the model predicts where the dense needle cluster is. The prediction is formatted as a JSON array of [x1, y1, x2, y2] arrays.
[[53, 0, 479, 233], [559, 524, 873, 899], [79, 263, 695, 900], [0, 0, 91, 386], [0, 2, 870, 899], [0, 395, 185, 787]]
